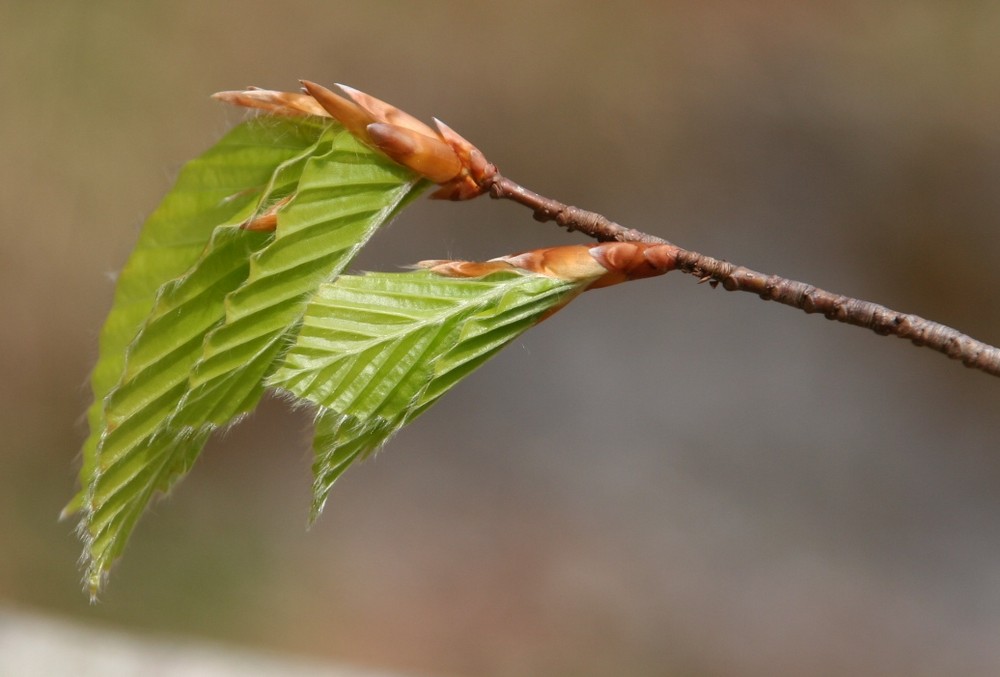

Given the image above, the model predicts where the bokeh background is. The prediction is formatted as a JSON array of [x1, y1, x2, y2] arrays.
[[3, 2, 1000, 675]]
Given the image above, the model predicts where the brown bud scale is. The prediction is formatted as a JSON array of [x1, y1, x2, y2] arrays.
[[216, 80, 498, 200], [420, 242, 678, 288]]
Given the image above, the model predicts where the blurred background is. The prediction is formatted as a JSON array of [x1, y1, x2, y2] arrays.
[[3, 1, 1000, 675]]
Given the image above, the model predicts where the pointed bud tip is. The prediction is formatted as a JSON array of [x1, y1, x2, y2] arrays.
[[431, 117, 450, 133], [414, 259, 450, 269], [299, 80, 373, 137], [299, 79, 331, 99]]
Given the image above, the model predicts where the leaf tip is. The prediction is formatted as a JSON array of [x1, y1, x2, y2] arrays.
[[307, 495, 329, 526], [59, 494, 82, 522]]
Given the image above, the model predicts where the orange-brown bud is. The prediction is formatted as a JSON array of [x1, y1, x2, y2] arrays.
[[301, 80, 470, 186], [298, 80, 376, 141], [498, 246, 609, 281], [585, 242, 678, 289], [212, 88, 331, 118], [336, 83, 438, 138], [239, 194, 294, 232], [217, 80, 498, 200], [419, 245, 609, 282], [417, 259, 520, 278], [429, 118, 498, 201], [366, 123, 462, 184], [420, 242, 679, 288], [241, 212, 279, 232]]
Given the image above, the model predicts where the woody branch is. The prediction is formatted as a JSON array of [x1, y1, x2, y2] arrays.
[[486, 175, 1000, 378], [215, 83, 1000, 379]]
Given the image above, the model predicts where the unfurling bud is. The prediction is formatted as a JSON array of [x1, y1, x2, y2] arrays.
[[298, 80, 378, 141], [366, 123, 462, 184], [211, 87, 331, 118], [419, 242, 679, 289], [585, 242, 679, 289], [335, 83, 438, 138], [429, 118, 497, 200], [215, 80, 497, 200]]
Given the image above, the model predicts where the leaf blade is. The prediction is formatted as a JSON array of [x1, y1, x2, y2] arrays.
[[269, 269, 588, 517], [174, 130, 427, 427], [68, 116, 328, 517], [76, 115, 426, 595]]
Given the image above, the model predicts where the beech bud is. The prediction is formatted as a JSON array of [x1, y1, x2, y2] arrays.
[[211, 88, 330, 118], [215, 80, 498, 200], [366, 123, 462, 184], [420, 242, 678, 289]]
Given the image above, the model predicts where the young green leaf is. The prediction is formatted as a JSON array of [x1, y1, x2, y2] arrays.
[[268, 268, 590, 518], [67, 116, 327, 519], [172, 129, 427, 427], [74, 115, 426, 596], [271, 241, 680, 518]]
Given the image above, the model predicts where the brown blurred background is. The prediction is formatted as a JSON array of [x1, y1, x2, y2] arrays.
[[3, 1, 1000, 675]]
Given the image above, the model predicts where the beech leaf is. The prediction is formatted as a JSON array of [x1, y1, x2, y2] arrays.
[[268, 268, 591, 517], [72, 114, 425, 596]]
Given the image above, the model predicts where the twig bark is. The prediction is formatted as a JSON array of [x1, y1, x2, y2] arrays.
[[487, 174, 1000, 378]]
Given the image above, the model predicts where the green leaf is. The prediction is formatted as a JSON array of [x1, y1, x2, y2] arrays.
[[173, 129, 427, 427], [67, 116, 327, 518], [268, 269, 588, 518], [75, 115, 425, 596]]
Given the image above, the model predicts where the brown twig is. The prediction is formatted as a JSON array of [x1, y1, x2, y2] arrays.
[[216, 85, 1000, 377], [487, 174, 1000, 378]]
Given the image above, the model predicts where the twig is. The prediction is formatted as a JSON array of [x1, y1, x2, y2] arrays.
[[216, 85, 1000, 378], [487, 174, 1000, 378]]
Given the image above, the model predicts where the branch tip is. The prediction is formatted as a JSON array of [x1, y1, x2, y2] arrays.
[[215, 81, 1000, 378]]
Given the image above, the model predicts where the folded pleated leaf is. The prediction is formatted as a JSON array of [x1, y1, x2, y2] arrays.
[[267, 268, 594, 518], [73, 114, 426, 596], [68, 116, 325, 519], [173, 124, 427, 427]]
